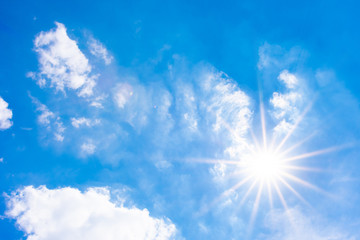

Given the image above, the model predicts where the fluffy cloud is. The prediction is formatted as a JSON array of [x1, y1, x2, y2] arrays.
[[278, 70, 298, 89], [261, 207, 356, 240], [88, 36, 113, 65], [0, 96, 13, 130], [29, 22, 96, 97], [5, 186, 178, 240]]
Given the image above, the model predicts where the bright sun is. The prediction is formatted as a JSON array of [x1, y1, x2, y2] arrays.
[[195, 102, 338, 230], [246, 149, 284, 181]]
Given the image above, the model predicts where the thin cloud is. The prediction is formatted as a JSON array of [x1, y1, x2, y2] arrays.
[[261, 207, 357, 240], [30, 95, 65, 142], [88, 36, 113, 65], [81, 141, 96, 156]]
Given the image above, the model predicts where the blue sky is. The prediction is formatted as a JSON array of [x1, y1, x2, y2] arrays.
[[1, 0, 360, 239]]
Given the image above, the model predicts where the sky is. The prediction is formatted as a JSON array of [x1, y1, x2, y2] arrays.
[[1, 0, 360, 239]]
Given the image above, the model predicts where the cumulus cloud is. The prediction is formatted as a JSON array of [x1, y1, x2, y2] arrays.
[[71, 117, 100, 128], [5, 186, 178, 240], [261, 207, 356, 240], [88, 36, 113, 65], [30, 95, 65, 142], [29, 22, 96, 97], [0, 96, 13, 130]]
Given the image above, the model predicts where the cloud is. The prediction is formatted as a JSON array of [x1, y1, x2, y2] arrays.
[[278, 69, 298, 89], [269, 70, 304, 136], [29, 22, 96, 97], [196, 69, 252, 158], [81, 141, 96, 156], [261, 207, 356, 240], [0, 96, 13, 130], [257, 43, 306, 70], [30, 95, 65, 142], [71, 117, 100, 128], [88, 36, 113, 65], [113, 83, 134, 109], [5, 186, 178, 240]]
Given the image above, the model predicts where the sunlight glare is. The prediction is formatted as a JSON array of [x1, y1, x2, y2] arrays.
[[246, 149, 284, 181]]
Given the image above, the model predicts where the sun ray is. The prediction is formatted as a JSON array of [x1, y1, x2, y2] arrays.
[[196, 175, 254, 216], [250, 128, 261, 152], [273, 179, 288, 210], [249, 180, 264, 230], [274, 102, 314, 154], [277, 176, 311, 207], [280, 171, 328, 195], [221, 120, 258, 154], [225, 175, 254, 194], [240, 179, 259, 205], [186, 157, 243, 166], [260, 102, 268, 150], [282, 165, 323, 172], [281, 131, 317, 156], [266, 180, 273, 208], [282, 146, 340, 163]]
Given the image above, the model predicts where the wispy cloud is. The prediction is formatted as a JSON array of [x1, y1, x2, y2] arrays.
[[5, 186, 178, 240], [261, 207, 357, 240], [30, 95, 65, 142], [88, 36, 113, 65], [0, 96, 13, 130]]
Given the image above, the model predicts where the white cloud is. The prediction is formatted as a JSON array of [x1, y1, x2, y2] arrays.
[[0, 96, 13, 130], [88, 36, 113, 65], [0, 157, 3, 163], [71, 117, 100, 128], [278, 69, 298, 89], [261, 207, 356, 240], [199, 70, 252, 158], [30, 22, 96, 97], [5, 186, 178, 240], [270, 70, 304, 136], [81, 142, 96, 156], [30, 95, 65, 142], [270, 91, 302, 120]]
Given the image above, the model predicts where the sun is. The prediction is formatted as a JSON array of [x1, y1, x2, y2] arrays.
[[193, 101, 339, 231], [245, 148, 285, 181]]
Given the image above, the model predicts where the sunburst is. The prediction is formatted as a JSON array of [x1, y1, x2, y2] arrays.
[[193, 99, 343, 232]]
